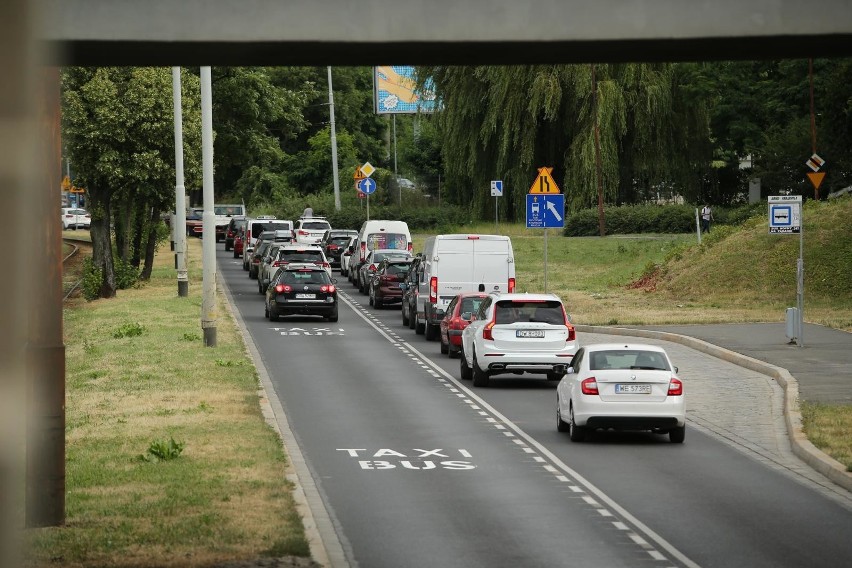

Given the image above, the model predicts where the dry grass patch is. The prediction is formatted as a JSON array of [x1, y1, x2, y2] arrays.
[[28, 238, 312, 567], [801, 402, 852, 471]]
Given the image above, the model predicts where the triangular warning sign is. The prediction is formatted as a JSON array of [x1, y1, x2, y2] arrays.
[[807, 172, 825, 190], [354, 166, 365, 180], [529, 167, 561, 194]]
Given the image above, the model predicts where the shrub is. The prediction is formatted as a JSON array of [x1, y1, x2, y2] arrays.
[[81, 257, 103, 301]]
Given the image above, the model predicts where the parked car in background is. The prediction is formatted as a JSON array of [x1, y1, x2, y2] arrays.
[[339, 236, 357, 277], [264, 264, 338, 322], [439, 292, 489, 357], [321, 229, 358, 269], [61, 207, 91, 230], [293, 216, 332, 245], [368, 257, 412, 309], [224, 215, 247, 251], [259, 244, 330, 293], [460, 293, 578, 387], [555, 343, 685, 443], [357, 249, 412, 294]]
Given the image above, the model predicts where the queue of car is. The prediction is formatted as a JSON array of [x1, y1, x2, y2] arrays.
[[227, 217, 687, 444]]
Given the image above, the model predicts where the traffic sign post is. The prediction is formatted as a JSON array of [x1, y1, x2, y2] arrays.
[[527, 167, 564, 293], [357, 163, 376, 220], [491, 180, 503, 233], [769, 195, 804, 347]]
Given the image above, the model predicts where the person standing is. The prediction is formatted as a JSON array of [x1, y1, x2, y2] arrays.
[[701, 203, 713, 233], [302, 204, 313, 218]]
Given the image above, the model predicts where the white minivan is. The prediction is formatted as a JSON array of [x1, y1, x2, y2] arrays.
[[350, 219, 412, 284], [413, 234, 516, 340]]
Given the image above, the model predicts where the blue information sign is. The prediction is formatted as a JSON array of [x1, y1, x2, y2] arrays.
[[358, 177, 377, 195], [526, 194, 565, 229]]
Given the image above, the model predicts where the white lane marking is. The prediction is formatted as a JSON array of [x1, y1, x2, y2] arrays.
[[338, 292, 700, 568]]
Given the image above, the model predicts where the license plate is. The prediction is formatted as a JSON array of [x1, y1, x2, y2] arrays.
[[615, 384, 652, 394], [516, 330, 545, 338], [295, 293, 315, 299]]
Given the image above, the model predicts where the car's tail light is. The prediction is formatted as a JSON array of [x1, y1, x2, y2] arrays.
[[508, 277, 516, 293], [566, 324, 576, 341], [429, 276, 438, 303], [668, 378, 683, 396], [298, 229, 309, 235], [320, 284, 336, 293], [272, 260, 289, 267], [276, 284, 291, 293], [408, 242, 413, 252], [327, 244, 339, 251], [482, 320, 496, 341], [320, 262, 331, 269], [581, 377, 599, 395]]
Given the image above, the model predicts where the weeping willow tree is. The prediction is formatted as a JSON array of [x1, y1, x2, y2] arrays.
[[416, 64, 711, 222]]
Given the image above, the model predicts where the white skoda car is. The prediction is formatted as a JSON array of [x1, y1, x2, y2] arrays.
[[556, 343, 685, 443]]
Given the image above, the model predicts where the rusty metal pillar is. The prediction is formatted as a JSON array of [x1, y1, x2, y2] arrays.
[[25, 64, 66, 527]]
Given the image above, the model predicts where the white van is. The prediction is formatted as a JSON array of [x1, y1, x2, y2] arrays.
[[242, 216, 294, 270], [413, 234, 516, 340], [350, 220, 412, 283]]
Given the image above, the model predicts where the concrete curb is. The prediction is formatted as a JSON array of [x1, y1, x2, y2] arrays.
[[577, 325, 852, 493]]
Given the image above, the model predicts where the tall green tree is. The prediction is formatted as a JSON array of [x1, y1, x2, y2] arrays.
[[62, 67, 202, 297]]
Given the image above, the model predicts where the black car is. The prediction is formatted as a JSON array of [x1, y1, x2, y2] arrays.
[[400, 255, 422, 328], [320, 229, 358, 268], [264, 265, 339, 322]]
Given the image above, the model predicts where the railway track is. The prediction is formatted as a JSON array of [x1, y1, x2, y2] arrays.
[[62, 236, 91, 300]]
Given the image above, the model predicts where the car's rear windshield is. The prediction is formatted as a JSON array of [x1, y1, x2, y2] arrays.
[[367, 232, 407, 251], [303, 221, 330, 230], [460, 297, 486, 315], [280, 250, 324, 262], [281, 270, 330, 284], [329, 236, 351, 246], [385, 262, 411, 276], [253, 222, 291, 238], [373, 252, 409, 264], [589, 350, 670, 371], [494, 300, 564, 325]]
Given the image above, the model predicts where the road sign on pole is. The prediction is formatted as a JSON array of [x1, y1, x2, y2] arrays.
[[358, 177, 377, 194], [490, 180, 503, 197], [526, 194, 565, 229], [529, 167, 560, 194], [768, 195, 801, 234]]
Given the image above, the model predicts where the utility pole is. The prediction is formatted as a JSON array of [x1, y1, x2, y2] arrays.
[[328, 67, 341, 211], [172, 67, 188, 297], [200, 67, 217, 346], [393, 115, 399, 206]]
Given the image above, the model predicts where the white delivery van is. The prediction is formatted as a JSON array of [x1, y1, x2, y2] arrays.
[[242, 216, 294, 270], [414, 234, 515, 340], [351, 220, 412, 284]]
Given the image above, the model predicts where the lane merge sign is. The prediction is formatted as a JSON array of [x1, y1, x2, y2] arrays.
[[491, 180, 503, 197], [529, 167, 560, 194]]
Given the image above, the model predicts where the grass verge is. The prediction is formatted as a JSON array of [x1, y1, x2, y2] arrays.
[[800, 402, 852, 472], [27, 236, 311, 567]]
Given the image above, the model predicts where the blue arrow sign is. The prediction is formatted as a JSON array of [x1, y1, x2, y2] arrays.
[[358, 177, 377, 195], [526, 194, 564, 229]]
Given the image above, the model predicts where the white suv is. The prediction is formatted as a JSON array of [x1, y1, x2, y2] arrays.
[[460, 293, 579, 387], [293, 217, 332, 245]]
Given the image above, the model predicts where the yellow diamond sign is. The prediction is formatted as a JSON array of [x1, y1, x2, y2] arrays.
[[360, 162, 376, 178]]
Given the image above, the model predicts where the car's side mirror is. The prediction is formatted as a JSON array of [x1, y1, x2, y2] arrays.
[[398, 283, 407, 290], [461, 312, 472, 321], [566, 366, 574, 374], [332, 278, 338, 284], [674, 366, 678, 374], [566, 313, 574, 323]]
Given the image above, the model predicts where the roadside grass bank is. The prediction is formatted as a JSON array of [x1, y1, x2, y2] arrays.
[[29, 237, 312, 567], [800, 402, 852, 472]]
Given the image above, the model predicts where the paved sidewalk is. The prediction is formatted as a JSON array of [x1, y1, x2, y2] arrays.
[[632, 323, 852, 405], [577, 323, 852, 500]]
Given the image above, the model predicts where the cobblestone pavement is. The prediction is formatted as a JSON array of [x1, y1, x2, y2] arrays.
[[583, 331, 852, 510]]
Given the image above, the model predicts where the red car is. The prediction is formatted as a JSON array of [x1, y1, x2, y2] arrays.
[[368, 257, 412, 309], [439, 293, 489, 357], [232, 230, 245, 258]]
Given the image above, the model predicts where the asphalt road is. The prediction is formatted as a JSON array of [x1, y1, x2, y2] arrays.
[[218, 247, 852, 568]]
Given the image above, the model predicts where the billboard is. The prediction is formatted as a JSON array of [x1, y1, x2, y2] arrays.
[[374, 66, 438, 114]]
